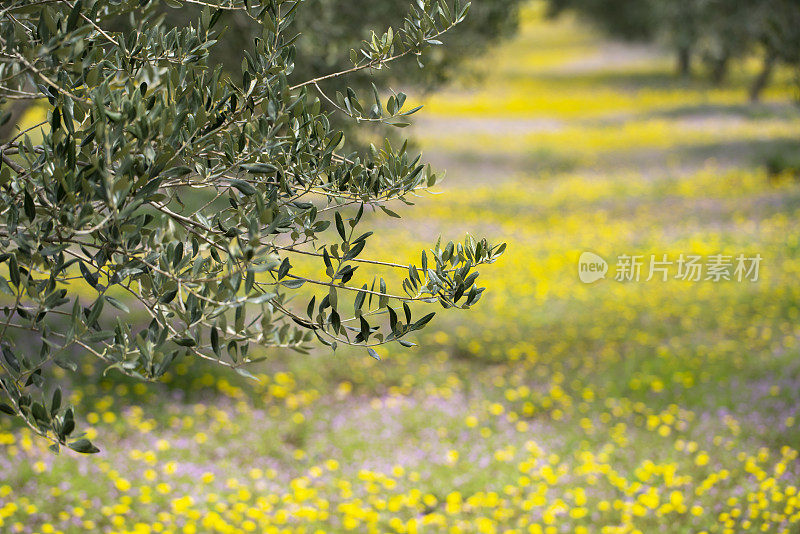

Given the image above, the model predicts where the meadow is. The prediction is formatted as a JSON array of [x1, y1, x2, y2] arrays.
[[3, 3, 800, 533]]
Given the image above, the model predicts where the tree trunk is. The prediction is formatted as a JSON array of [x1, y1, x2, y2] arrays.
[[710, 53, 730, 85], [676, 46, 692, 77], [0, 99, 33, 143], [749, 53, 776, 103]]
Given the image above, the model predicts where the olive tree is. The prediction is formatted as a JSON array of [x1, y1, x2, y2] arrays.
[[546, 0, 702, 77], [165, 0, 523, 96], [0, 0, 505, 454], [748, 0, 800, 101], [0, 0, 523, 144]]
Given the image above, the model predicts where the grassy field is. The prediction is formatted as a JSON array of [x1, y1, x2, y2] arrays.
[[4, 3, 800, 533]]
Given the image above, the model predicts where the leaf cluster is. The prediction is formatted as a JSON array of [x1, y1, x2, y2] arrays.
[[0, 0, 505, 452]]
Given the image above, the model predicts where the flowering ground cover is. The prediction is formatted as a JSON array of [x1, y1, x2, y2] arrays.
[[3, 2, 800, 533]]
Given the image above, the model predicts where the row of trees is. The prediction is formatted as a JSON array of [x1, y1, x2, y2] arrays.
[[546, 0, 800, 101]]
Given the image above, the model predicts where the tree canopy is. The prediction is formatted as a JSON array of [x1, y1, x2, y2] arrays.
[[0, 0, 505, 454]]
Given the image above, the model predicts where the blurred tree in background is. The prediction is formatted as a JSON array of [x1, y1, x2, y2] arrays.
[[545, 0, 657, 42], [695, 0, 755, 85], [750, 0, 800, 101], [0, 0, 506, 453], [545, 0, 800, 100]]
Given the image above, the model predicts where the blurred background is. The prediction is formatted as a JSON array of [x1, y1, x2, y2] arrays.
[[3, 0, 800, 532]]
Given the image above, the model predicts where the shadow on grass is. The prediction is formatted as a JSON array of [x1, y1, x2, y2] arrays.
[[647, 101, 800, 121], [675, 137, 800, 170]]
